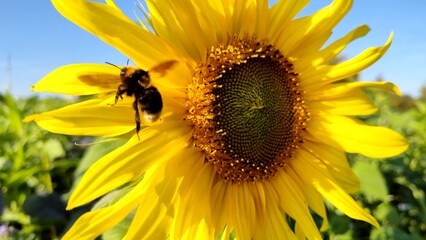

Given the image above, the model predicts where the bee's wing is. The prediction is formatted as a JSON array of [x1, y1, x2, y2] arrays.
[[149, 60, 177, 77], [34, 64, 121, 95], [79, 73, 120, 92]]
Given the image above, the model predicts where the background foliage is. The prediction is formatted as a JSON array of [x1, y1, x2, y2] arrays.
[[0, 85, 425, 239]]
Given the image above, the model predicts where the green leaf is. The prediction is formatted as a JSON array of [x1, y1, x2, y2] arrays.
[[352, 160, 388, 202], [94, 189, 134, 240], [374, 202, 401, 225], [44, 138, 65, 160], [0, 190, 4, 216], [329, 215, 350, 234], [71, 139, 126, 192], [0, 92, 23, 134], [102, 212, 135, 240], [6, 166, 43, 187]]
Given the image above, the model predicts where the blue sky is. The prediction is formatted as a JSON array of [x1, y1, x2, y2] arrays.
[[1, 0, 425, 97]]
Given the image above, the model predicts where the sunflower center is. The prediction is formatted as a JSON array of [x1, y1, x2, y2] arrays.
[[186, 37, 308, 183], [213, 57, 294, 168]]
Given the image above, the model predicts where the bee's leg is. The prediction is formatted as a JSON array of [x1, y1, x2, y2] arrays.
[[133, 99, 141, 140], [109, 85, 125, 106], [115, 86, 126, 104]]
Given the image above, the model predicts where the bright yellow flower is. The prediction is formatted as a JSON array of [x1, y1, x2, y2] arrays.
[[26, 0, 408, 239]]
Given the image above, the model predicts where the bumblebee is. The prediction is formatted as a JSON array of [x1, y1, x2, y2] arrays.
[[107, 60, 176, 137]]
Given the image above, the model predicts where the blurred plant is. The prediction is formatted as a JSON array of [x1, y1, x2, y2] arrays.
[[0, 92, 85, 239], [419, 86, 426, 101]]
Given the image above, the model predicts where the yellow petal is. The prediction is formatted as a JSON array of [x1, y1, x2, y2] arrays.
[[292, 150, 380, 228], [192, 220, 212, 239], [286, 168, 329, 231], [170, 151, 215, 239], [315, 25, 370, 66], [147, 0, 209, 62], [297, 24, 370, 71], [124, 155, 185, 240], [303, 141, 360, 193], [62, 173, 152, 240], [295, 223, 306, 240], [308, 88, 378, 116], [249, 182, 267, 219], [253, 0, 269, 39], [215, 183, 249, 239], [202, 0, 235, 42], [179, 220, 211, 239], [307, 81, 402, 101], [274, 15, 309, 56], [269, 0, 309, 45], [308, 115, 408, 158], [51, 0, 175, 69], [210, 181, 230, 234], [272, 172, 322, 239], [24, 96, 134, 137], [231, 183, 256, 240], [232, 0, 269, 39], [254, 184, 297, 240], [24, 90, 187, 138], [105, 0, 118, 8], [288, 0, 353, 57], [192, 1, 222, 44], [126, 202, 171, 240], [303, 33, 393, 87], [31, 64, 119, 95], [68, 125, 191, 209]]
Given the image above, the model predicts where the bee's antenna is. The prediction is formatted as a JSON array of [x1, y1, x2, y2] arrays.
[[126, 59, 130, 66], [105, 62, 121, 70]]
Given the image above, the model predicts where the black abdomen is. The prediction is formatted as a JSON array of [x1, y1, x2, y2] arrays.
[[139, 86, 163, 114]]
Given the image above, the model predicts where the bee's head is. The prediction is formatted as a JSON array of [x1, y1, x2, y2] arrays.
[[120, 67, 128, 78], [120, 67, 138, 79]]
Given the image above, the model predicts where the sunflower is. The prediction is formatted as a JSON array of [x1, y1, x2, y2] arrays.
[[25, 0, 408, 239]]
